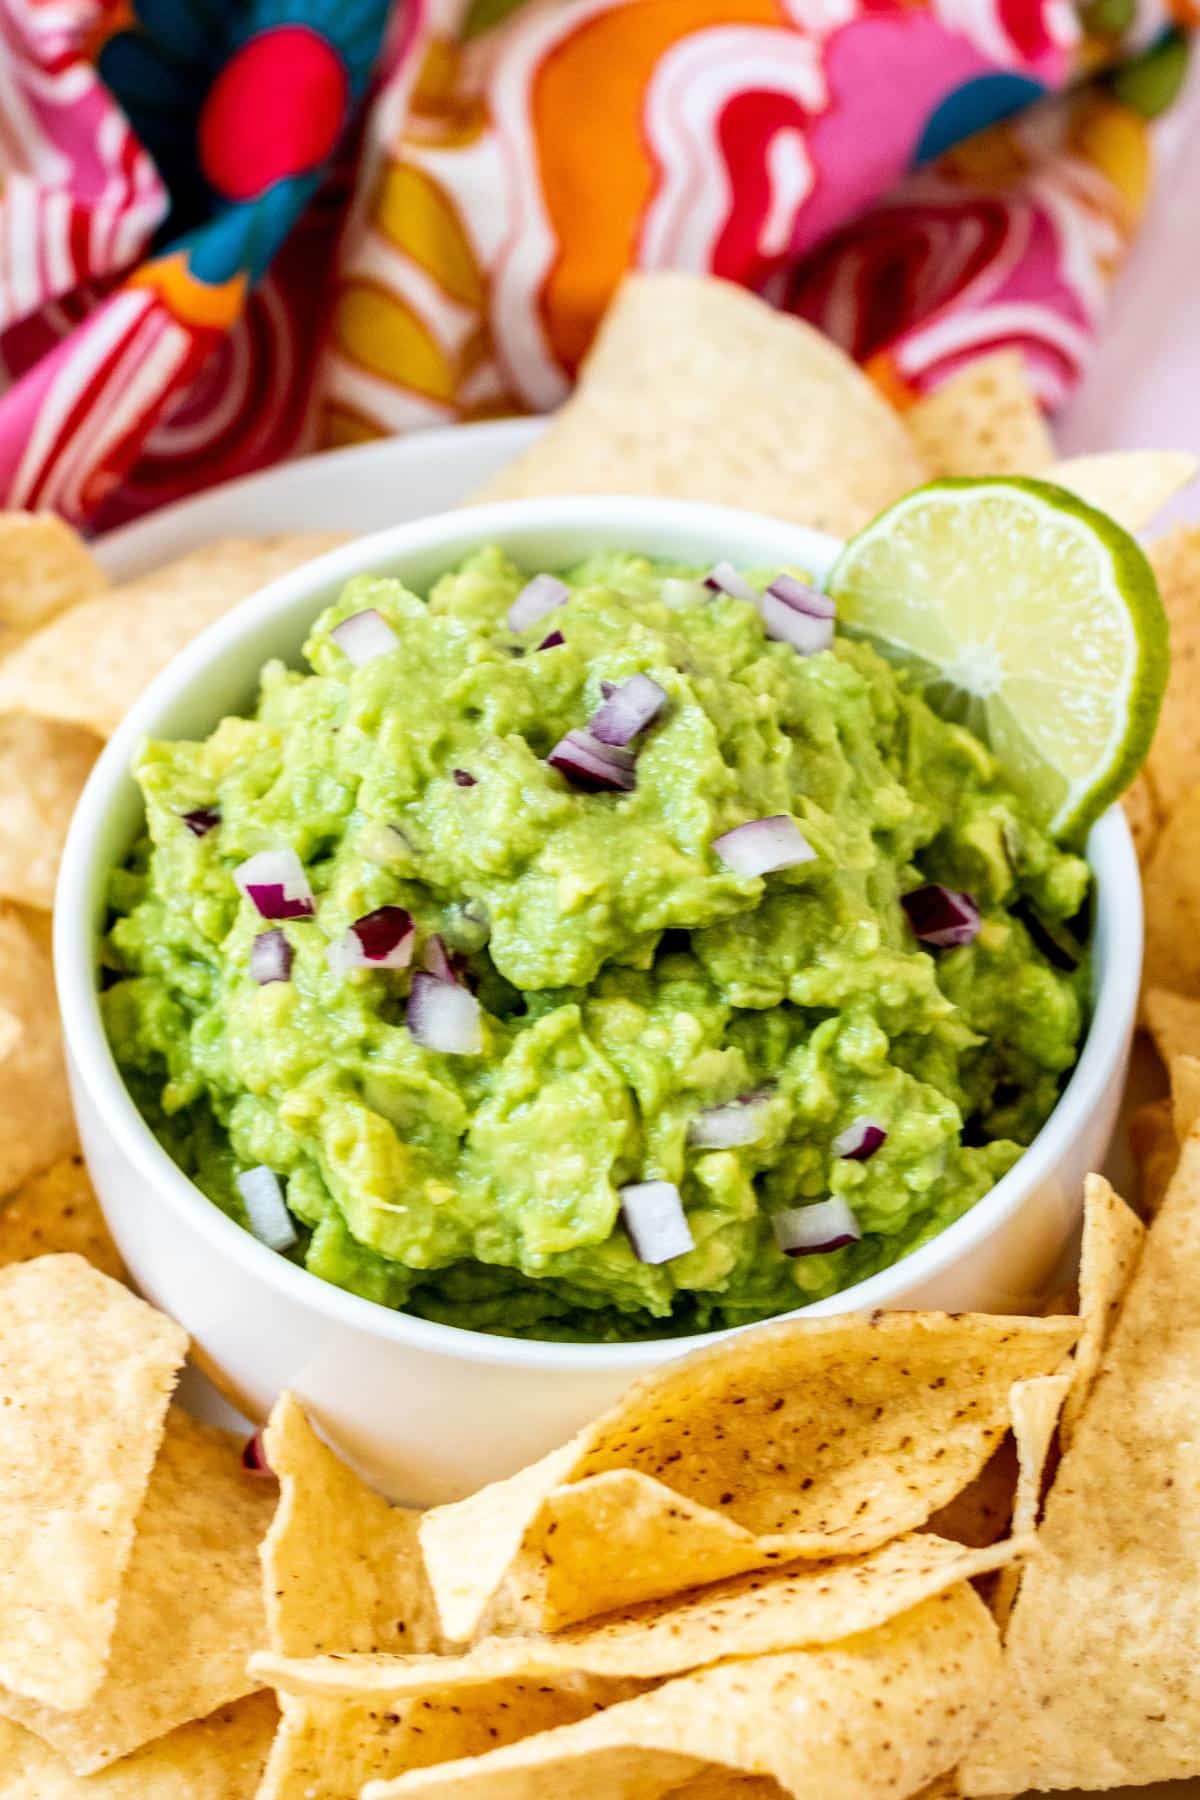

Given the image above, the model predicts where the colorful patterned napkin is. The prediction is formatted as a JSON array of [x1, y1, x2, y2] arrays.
[[0, 0, 1191, 527]]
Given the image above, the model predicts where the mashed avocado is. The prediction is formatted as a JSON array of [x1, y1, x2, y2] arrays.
[[102, 547, 1091, 1340]]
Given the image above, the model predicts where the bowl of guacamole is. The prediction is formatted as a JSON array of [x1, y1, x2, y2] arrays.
[[93, 505, 1100, 1346]]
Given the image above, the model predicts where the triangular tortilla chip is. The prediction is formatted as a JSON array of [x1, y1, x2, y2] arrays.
[[0, 713, 101, 908], [1122, 771, 1158, 864], [1145, 528, 1200, 821], [475, 273, 928, 535], [362, 1586, 1000, 1800], [420, 1312, 1077, 1640], [1128, 1095, 1177, 1218], [959, 1130, 1200, 1792], [0, 1257, 185, 1710], [1172, 1052, 1200, 1140], [0, 1693, 278, 1799], [0, 906, 78, 1192], [0, 1411, 275, 1773], [991, 1374, 1070, 1627], [0, 1156, 124, 1281], [0, 512, 106, 635], [0, 535, 345, 738], [904, 351, 1053, 477], [254, 1534, 1025, 1701], [1059, 1174, 1144, 1449], [262, 1393, 441, 1656], [1047, 451, 1196, 534], [1142, 783, 1200, 996], [1143, 986, 1200, 1071]]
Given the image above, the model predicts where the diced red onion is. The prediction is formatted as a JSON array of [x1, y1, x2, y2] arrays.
[[902, 885, 981, 949], [236, 1165, 297, 1252], [713, 816, 816, 879], [687, 1096, 771, 1150], [329, 905, 415, 975], [766, 574, 835, 619], [537, 629, 565, 650], [330, 608, 399, 667], [832, 1117, 887, 1161], [241, 1430, 274, 1477], [234, 849, 315, 921], [588, 674, 668, 747], [508, 574, 568, 633], [773, 1197, 861, 1257], [662, 578, 710, 608], [759, 579, 835, 655], [619, 1181, 695, 1265], [548, 729, 636, 793], [249, 928, 293, 986], [181, 807, 220, 838], [407, 972, 482, 1054], [453, 768, 477, 787], [705, 561, 759, 604], [422, 934, 462, 984]]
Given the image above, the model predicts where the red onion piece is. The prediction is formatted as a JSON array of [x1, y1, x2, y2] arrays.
[[331, 608, 399, 667], [181, 807, 220, 838], [773, 1197, 861, 1257], [329, 905, 415, 975], [713, 816, 816, 879], [548, 729, 636, 793], [537, 629, 565, 650], [765, 574, 835, 619], [687, 1096, 771, 1150], [241, 1430, 274, 1477], [705, 561, 759, 604], [453, 768, 477, 787], [508, 574, 568, 633], [236, 1165, 297, 1251], [619, 1181, 695, 1265], [902, 885, 981, 949], [407, 972, 482, 1054], [760, 592, 834, 656], [422, 934, 462, 984], [832, 1118, 887, 1161], [249, 928, 293, 986], [235, 849, 315, 921], [589, 674, 668, 747]]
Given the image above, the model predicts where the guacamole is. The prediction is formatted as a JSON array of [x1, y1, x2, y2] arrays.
[[102, 547, 1091, 1340]]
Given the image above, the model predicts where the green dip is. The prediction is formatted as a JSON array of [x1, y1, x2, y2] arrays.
[[102, 547, 1091, 1340]]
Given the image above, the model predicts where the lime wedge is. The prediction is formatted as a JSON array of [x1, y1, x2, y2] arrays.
[[827, 477, 1168, 840]]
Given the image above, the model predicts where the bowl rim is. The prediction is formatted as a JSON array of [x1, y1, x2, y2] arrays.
[[55, 494, 1143, 1374]]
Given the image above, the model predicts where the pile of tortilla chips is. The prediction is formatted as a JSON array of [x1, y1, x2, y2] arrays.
[[1, 269, 1200, 1795]]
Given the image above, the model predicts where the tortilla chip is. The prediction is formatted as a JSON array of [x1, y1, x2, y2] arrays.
[[1046, 450, 1197, 534], [0, 906, 78, 1191], [262, 1392, 441, 1656], [420, 1312, 1078, 1641], [0, 1693, 278, 1799], [0, 713, 101, 909], [0, 512, 106, 635], [0, 1156, 124, 1281], [991, 1375, 1069, 1627], [903, 351, 1053, 477], [362, 1585, 1001, 1800], [1121, 771, 1158, 863], [0, 535, 345, 739], [1142, 783, 1200, 995], [1143, 986, 1200, 1071], [1146, 528, 1200, 821], [0, 1257, 185, 1711], [1128, 1096, 1177, 1218], [1171, 1051, 1200, 1141], [0, 1410, 275, 1773], [255, 1533, 1025, 1705], [1059, 1175, 1143, 1449], [959, 1129, 1200, 1793], [474, 274, 928, 536], [925, 1439, 1019, 1549]]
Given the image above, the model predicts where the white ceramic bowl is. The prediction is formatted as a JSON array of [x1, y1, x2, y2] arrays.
[[56, 496, 1141, 1504]]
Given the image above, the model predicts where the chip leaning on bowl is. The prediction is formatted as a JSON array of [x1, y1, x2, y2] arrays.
[[101, 545, 1092, 1341]]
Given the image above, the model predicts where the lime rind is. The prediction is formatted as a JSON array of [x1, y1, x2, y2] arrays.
[[828, 476, 1169, 843]]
